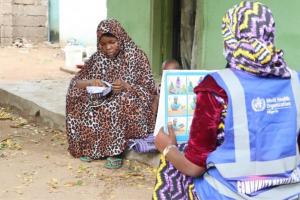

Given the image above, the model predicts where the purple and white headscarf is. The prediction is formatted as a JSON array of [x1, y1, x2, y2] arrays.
[[222, 1, 291, 78]]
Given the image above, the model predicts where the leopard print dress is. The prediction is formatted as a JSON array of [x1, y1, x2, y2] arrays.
[[66, 19, 156, 159]]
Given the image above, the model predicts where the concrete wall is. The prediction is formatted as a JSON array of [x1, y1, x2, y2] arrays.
[[107, 0, 152, 59], [0, 0, 13, 45], [107, 0, 166, 77], [107, 0, 300, 72], [0, 0, 48, 46], [199, 0, 300, 71], [59, 0, 107, 46]]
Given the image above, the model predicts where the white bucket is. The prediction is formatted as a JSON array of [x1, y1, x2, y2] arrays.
[[63, 45, 84, 68]]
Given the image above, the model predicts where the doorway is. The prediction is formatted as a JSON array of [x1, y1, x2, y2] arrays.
[[160, 0, 199, 69]]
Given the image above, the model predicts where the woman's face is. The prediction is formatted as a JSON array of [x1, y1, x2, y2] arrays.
[[99, 35, 120, 58]]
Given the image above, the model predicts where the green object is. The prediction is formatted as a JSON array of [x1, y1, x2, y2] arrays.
[[104, 157, 123, 169], [76, 180, 83, 186], [107, 0, 152, 64], [107, 0, 300, 71], [107, 0, 174, 78], [198, 0, 300, 71], [80, 156, 93, 162], [48, 0, 59, 42]]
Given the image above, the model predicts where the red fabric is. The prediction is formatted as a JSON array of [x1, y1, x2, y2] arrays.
[[184, 76, 227, 167]]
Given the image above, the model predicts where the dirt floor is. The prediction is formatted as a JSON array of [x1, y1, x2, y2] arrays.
[[0, 107, 156, 200], [0, 44, 72, 81]]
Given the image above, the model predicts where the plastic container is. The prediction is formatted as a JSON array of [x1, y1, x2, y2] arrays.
[[63, 45, 84, 68]]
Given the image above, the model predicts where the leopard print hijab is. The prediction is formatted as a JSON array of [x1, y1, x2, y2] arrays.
[[75, 18, 155, 93], [96, 19, 134, 52]]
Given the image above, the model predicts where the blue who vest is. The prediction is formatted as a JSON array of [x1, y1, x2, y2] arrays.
[[194, 69, 300, 200]]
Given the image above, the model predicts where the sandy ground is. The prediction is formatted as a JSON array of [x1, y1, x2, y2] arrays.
[[0, 107, 156, 200], [0, 44, 72, 81]]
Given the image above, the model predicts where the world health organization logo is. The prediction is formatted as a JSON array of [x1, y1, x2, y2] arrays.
[[251, 97, 266, 112]]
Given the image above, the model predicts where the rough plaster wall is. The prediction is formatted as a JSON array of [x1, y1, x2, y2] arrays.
[[0, 0, 14, 45], [0, 0, 48, 46]]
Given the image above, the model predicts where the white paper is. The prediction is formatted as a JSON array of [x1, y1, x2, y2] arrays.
[[86, 81, 112, 96], [154, 72, 166, 136], [86, 86, 107, 94]]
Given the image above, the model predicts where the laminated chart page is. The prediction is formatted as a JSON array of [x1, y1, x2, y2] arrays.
[[154, 70, 216, 143]]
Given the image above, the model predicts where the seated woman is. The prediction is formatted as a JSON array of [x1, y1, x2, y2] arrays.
[[66, 19, 156, 169], [153, 1, 300, 199], [170, 96, 181, 111]]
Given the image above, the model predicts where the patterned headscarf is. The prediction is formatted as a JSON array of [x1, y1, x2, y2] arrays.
[[96, 19, 134, 52], [222, 1, 291, 78]]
